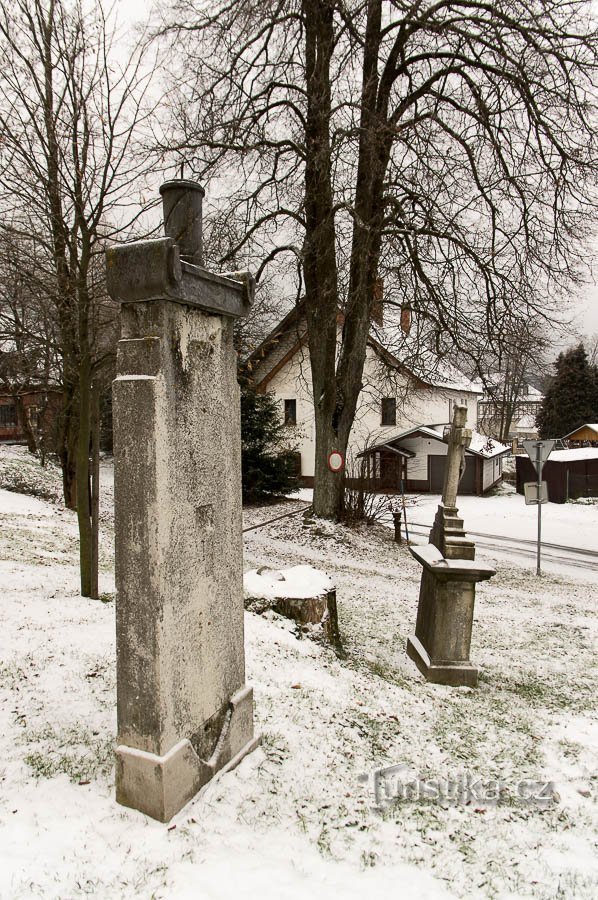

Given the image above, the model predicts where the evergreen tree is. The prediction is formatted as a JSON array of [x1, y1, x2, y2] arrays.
[[240, 385, 299, 503], [536, 344, 598, 438]]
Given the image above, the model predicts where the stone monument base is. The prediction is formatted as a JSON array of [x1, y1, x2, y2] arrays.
[[406, 635, 479, 688], [116, 686, 260, 822], [407, 544, 495, 689]]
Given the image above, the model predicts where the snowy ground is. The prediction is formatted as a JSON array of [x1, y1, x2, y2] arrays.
[[0, 445, 597, 899]]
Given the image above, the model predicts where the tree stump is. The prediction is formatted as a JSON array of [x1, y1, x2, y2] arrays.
[[243, 565, 341, 651]]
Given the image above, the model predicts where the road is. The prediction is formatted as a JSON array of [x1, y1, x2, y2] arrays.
[[405, 520, 598, 574]]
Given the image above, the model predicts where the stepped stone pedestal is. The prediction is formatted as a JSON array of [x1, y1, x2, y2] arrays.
[[106, 179, 259, 822], [406, 407, 496, 687]]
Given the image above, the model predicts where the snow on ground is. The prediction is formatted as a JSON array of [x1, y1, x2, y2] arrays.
[[0, 447, 597, 898], [405, 486, 598, 553]]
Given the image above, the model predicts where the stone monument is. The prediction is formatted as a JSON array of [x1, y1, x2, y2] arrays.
[[406, 406, 496, 687], [106, 179, 259, 822]]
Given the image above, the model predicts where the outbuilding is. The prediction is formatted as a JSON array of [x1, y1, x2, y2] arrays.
[[358, 424, 510, 495], [516, 448, 598, 503], [561, 424, 598, 446]]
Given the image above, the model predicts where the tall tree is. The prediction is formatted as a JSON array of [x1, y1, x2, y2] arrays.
[[536, 343, 598, 437], [160, 0, 598, 518], [477, 316, 550, 441], [0, 0, 157, 595]]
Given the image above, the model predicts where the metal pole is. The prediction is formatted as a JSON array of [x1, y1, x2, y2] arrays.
[[400, 478, 409, 542], [536, 444, 542, 576]]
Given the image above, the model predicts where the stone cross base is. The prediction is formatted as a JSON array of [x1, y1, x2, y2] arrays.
[[407, 544, 495, 687], [116, 687, 259, 822], [406, 635, 479, 688], [429, 504, 475, 560]]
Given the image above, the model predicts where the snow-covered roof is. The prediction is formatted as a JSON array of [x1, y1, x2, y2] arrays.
[[247, 300, 481, 396], [362, 423, 510, 459], [467, 431, 511, 458], [479, 375, 543, 403], [548, 448, 598, 462], [514, 414, 537, 430], [369, 334, 482, 395]]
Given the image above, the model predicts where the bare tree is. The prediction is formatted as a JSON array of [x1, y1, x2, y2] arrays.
[[159, 0, 598, 518], [0, 0, 158, 595]]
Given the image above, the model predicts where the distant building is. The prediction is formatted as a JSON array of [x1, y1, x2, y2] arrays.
[[477, 379, 543, 442], [358, 424, 510, 496], [0, 389, 61, 446], [561, 423, 598, 446], [246, 303, 485, 490]]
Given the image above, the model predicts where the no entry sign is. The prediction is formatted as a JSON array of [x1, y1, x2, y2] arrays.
[[328, 451, 345, 473]]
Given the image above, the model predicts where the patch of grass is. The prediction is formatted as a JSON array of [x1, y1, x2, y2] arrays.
[[257, 732, 289, 774], [0, 660, 30, 689], [360, 657, 410, 689], [499, 673, 595, 712], [23, 723, 114, 782], [0, 454, 62, 503], [349, 709, 399, 761]]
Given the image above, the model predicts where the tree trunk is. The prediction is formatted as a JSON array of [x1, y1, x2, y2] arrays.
[[303, 0, 342, 518], [15, 396, 37, 454], [307, 0, 389, 520], [77, 356, 92, 597], [58, 390, 78, 510], [90, 381, 100, 600], [312, 411, 347, 518]]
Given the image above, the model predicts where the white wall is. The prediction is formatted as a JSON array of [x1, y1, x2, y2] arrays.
[[263, 337, 481, 478], [482, 456, 503, 491]]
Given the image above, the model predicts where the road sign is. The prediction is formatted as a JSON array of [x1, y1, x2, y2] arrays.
[[522, 440, 555, 576], [522, 440, 555, 476], [524, 481, 549, 505], [327, 451, 345, 473]]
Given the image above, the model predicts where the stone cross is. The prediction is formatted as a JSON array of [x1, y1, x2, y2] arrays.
[[441, 405, 472, 509], [407, 402, 495, 687], [106, 179, 259, 822]]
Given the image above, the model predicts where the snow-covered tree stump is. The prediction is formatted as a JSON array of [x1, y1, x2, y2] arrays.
[[243, 565, 340, 648]]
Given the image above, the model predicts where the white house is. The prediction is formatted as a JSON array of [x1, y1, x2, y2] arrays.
[[245, 303, 499, 492]]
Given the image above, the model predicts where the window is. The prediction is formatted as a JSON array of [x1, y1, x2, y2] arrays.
[[381, 397, 396, 427], [0, 403, 17, 427], [284, 398, 297, 426], [27, 406, 39, 429]]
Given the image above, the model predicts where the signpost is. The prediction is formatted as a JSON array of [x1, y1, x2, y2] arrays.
[[522, 440, 555, 575]]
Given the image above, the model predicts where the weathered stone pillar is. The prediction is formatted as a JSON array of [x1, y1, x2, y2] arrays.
[[106, 180, 259, 822]]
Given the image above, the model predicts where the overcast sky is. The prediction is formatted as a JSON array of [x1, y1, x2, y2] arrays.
[[112, 0, 598, 349]]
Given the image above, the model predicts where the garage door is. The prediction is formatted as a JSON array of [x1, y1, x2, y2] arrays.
[[429, 454, 476, 494]]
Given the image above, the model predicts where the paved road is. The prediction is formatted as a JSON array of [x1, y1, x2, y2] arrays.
[[405, 521, 598, 573]]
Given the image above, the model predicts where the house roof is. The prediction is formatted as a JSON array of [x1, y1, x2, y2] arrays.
[[359, 423, 511, 459], [245, 300, 481, 395], [514, 414, 537, 430], [561, 424, 598, 441], [478, 376, 543, 403], [549, 448, 598, 462], [367, 336, 482, 395], [357, 441, 415, 459]]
